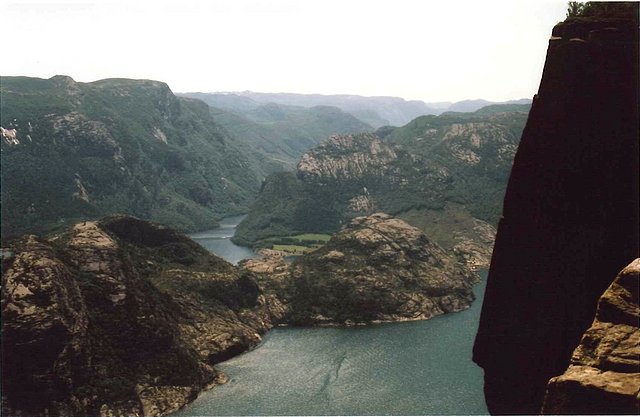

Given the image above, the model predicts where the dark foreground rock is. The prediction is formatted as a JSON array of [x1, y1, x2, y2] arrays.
[[1, 216, 282, 417], [473, 5, 639, 415], [284, 213, 478, 325], [542, 259, 640, 415]]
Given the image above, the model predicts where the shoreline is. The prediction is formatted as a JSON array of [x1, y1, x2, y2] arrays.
[[168, 276, 487, 416]]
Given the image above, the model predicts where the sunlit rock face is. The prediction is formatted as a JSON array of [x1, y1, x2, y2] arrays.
[[473, 6, 639, 415], [287, 213, 479, 326], [235, 115, 529, 270], [297, 133, 398, 181], [542, 259, 640, 415]]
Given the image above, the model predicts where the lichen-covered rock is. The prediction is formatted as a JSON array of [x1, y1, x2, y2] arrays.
[[2, 235, 89, 415], [239, 250, 292, 325], [297, 133, 397, 181], [542, 259, 640, 415], [1, 216, 282, 417], [241, 249, 289, 275], [287, 213, 478, 325], [452, 218, 496, 270]]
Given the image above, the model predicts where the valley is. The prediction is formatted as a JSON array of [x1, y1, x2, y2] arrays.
[[1, 75, 529, 272], [0, 77, 372, 238], [2, 2, 638, 416], [0, 71, 535, 417], [234, 106, 529, 269]]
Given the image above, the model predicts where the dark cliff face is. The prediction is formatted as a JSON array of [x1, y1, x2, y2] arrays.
[[473, 9, 638, 416], [1, 216, 282, 417], [542, 259, 640, 415]]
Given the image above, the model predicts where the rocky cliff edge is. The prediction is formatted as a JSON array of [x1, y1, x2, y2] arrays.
[[473, 6, 639, 415], [1, 216, 283, 417], [542, 259, 640, 415]]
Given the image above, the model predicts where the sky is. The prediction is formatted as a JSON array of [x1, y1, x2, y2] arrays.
[[2, 0, 569, 102]]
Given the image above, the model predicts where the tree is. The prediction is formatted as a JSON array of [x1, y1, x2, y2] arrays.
[[567, 1, 638, 18], [566, 1, 588, 17]]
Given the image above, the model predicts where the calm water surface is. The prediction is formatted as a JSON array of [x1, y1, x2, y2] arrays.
[[183, 217, 488, 415], [189, 215, 256, 265]]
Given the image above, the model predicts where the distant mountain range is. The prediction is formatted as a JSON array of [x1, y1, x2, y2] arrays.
[[207, 103, 371, 173], [180, 91, 532, 128]]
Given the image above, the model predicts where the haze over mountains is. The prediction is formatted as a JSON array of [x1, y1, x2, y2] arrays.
[[1, 75, 531, 240], [180, 91, 532, 128], [2, 3, 638, 417]]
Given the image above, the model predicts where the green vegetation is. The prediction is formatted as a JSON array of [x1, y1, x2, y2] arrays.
[[188, 98, 373, 173], [567, 1, 589, 17], [566, 1, 638, 18], [290, 233, 331, 242], [272, 245, 314, 254], [252, 233, 332, 254], [1, 77, 380, 239], [396, 204, 482, 249], [383, 109, 529, 223], [1, 76, 265, 238], [234, 105, 529, 251]]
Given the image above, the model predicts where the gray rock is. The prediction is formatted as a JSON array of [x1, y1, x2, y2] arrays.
[[287, 213, 478, 325], [542, 259, 640, 415]]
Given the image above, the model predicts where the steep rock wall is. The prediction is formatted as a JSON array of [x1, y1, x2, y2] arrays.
[[542, 259, 639, 415], [472, 11, 639, 415]]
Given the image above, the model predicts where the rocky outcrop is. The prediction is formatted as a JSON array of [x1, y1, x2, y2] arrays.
[[241, 249, 290, 276], [1, 216, 282, 417], [2, 236, 89, 416], [542, 259, 640, 415], [2, 212, 484, 415], [286, 213, 478, 325], [473, 7, 639, 415], [297, 133, 397, 181], [451, 218, 496, 270], [236, 103, 527, 272], [1, 126, 19, 145]]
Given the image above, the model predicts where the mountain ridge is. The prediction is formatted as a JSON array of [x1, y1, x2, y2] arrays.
[[234, 104, 529, 269], [1, 75, 262, 237], [179, 91, 531, 128], [0, 75, 372, 239]]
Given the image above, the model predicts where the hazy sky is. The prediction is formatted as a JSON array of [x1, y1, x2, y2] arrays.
[[3, 0, 568, 102]]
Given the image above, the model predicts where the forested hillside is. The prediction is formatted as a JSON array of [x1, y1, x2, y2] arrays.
[[1, 76, 262, 236], [234, 105, 529, 267]]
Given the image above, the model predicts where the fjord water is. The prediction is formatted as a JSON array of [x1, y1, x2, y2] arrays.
[[183, 218, 488, 415], [189, 215, 255, 265]]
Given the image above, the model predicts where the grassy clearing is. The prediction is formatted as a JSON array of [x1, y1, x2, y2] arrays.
[[290, 233, 331, 242], [272, 244, 314, 254], [262, 233, 332, 254]]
